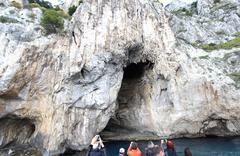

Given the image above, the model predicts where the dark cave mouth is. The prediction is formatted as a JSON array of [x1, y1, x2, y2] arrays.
[[123, 60, 154, 79], [100, 60, 154, 140]]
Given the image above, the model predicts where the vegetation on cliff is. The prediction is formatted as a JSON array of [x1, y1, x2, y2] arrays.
[[0, 16, 19, 23], [28, 0, 69, 35], [171, 2, 198, 16], [68, 5, 78, 16], [9, 0, 83, 34], [68, 0, 83, 16], [192, 32, 240, 51], [40, 9, 65, 34]]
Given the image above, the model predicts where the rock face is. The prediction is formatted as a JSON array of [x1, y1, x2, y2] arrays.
[[168, 0, 240, 44], [165, 0, 190, 11], [0, 0, 240, 155], [59, 0, 80, 12]]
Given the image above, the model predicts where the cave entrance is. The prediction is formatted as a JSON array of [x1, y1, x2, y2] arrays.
[[101, 60, 154, 140], [123, 61, 150, 79]]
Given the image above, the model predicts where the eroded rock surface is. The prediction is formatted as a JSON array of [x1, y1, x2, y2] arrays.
[[0, 0, 240, 155], [168, 0, 240, 44]]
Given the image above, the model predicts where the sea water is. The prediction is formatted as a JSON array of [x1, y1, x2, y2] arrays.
[[105, 137, 240, 156]]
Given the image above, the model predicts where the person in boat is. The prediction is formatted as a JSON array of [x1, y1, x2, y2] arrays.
[[145, 142, 165, 156], [119, 148, 125, 156], [184, 147, 192, 156], [145, 141, 154, 156], [163, 140, 177, 156], [86, 135, 107, 156], [153, 145, 165, 156], [127, 142, 142, 156]]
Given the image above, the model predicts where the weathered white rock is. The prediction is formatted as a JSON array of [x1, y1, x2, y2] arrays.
[[58, 0, 80, 12], [165, 0, 190, 11], [5, 0, 29, 7], [0, 0, 240, 155], [168, 0, 240, 44]]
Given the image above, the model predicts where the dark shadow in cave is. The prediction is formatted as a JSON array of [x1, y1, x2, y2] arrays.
[[123, 61, 153, 79], [100, 60, 154, 140], [60, 148, 84, 156], [0, 115, 36, 148]]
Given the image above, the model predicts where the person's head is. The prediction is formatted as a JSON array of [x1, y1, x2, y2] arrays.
[[119, 148, 125, 156], [184, 147, 192, 156], [166, 140, 174, 149], [152, 146, 164, 156], [147, 141, 155, 148], [131, 142, 138, 150]]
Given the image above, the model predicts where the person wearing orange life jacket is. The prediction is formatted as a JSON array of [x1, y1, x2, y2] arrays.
[[127, 142, 142, 156]]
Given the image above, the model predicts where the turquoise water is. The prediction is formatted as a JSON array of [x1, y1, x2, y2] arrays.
[[105, 137, 240, 156]]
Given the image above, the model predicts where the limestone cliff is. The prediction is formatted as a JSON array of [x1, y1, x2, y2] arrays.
[[0, 0, 240, 155]]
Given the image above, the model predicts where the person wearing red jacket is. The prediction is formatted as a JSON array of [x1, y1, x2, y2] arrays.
[[127, 142, 142, 156]]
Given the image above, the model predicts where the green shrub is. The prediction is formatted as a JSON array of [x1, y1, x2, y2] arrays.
[[191, 40, 202, 47], [28, 2, 69, 19], [219, 37, 240, 49], [40, 9, 64, 34], [214, 0, 221, 3], [11, 1, 22, 9], [68, 5, 77, 16], [197, 36, 240, 51], [0, 16, 19, 23], [28, 0, 71, 34], [200, 43, 218, 51]]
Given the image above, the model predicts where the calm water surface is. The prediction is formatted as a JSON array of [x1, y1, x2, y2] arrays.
[[105, 137, 240, 156]]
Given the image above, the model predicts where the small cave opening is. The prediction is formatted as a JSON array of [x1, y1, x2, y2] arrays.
[[0, 115, 36, 148], [101, 60, 154, 140]]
